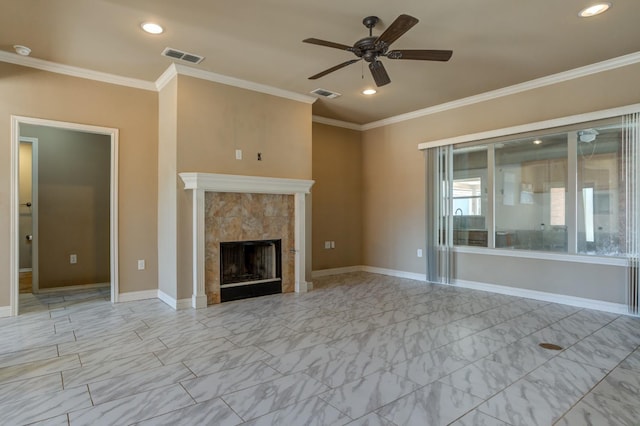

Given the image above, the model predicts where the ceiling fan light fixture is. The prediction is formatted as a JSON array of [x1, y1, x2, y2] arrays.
[[141, 22, 164, 34], [362, 88, 377, 95], [579, 3, 611, 17]]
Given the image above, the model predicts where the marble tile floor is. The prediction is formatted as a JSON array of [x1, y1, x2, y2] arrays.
[[1, 272, 640, 425]]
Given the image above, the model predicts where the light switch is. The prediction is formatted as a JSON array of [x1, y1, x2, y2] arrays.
[[324, 241, 331, 249], [417, 249, 423, 258], [331, 241, 336, 249], [138, 259, 145, 270]]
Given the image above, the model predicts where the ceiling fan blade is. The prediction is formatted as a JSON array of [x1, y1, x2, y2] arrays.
[[369, 60, 391, 87], [303, 38, 352, 51], [387, 49, 453, 61], [308, 59, 360, 80], [375, 14, 419, 47]]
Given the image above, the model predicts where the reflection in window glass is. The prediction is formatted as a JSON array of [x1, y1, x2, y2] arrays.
[[550, 188, 566, 226], [577, 125, 622, 255], [495, 135, 568, 252], [452, 146, 487, 247], [453, 178, 482, 215]]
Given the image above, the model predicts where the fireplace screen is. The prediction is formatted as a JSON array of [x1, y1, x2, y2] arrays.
[[220, 240, 282, 302]]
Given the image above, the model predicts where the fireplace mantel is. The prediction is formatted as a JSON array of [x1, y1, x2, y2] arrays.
[[180, 172, 315, 195], [179, 172, 314, 308]]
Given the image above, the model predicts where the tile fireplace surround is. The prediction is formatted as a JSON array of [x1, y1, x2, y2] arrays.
[[179, 173, 314, 308]]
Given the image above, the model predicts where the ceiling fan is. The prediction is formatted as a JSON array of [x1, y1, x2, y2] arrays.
[[303, 14, 453, 87]]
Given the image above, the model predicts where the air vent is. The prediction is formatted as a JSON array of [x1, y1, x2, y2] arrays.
[[310, 88, 341, 99], [161, 47, 205, 64]]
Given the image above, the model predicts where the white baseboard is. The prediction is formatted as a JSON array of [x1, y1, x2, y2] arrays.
[[118, 289, 159, 303], [312, 265, 428, 282], [312, 266, 364, 278], [35, 282, 109, 294], [0, 306, 12, 318], [158, 290, 192, 310], [361, 266, 427, 282], [311, 266, 631, 316], [454, 279, 629, 316]]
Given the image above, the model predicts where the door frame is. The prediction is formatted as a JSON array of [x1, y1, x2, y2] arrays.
[[18, 136, 39, 293], [10, 116, 119, 315]]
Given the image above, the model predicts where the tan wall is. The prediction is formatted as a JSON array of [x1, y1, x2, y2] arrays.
[[312, 123, 363, 270], [176, 76, 312, 178], [20, 125, 110, 288], [361, 62, 640, 276], [0, 62, 159, 306], [158, 77, 178, 299], [455, 252, 627, 303], [172, 75, 313, 300]]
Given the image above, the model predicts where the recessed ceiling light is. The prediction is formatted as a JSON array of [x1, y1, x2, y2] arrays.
[[362, 89, 377, 95], [141, 22, 164, 34], [533, 139, 543, 145], [13, 45, 31, 56], [578, 2, 611, 17]]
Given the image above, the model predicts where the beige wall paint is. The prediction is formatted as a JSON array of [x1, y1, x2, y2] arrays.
[[176, 76, 312, 179], [455, 253, 627, 304], [158, 77, 179, 299], [170, 75, 313, 300], [361, 62, 640, 278], [361, 124, 427, 274], [0, 62, 159, 306], [20, 125, 110, 288], [312, 123, 363, 270]]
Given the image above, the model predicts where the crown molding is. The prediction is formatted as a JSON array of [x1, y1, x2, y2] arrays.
[[0, 51, 315, 104], [361, 51, 640, 131], [155, 63, 178, 91], [169, 64, 316, 104], [3, 47, 639, 127], [0, 51, 157, 91], [418, 103, 640, 150], [312, 115, 363, 131]]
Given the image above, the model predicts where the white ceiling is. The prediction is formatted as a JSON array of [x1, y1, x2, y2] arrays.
[[1, 0, 639, 124]]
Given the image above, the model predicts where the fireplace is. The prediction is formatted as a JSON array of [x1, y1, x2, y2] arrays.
[[220, 240, 282, 302], [179, 172, 314, 309]]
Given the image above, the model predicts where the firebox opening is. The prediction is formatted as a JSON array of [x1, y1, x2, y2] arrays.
[[220, 239, 282, 302]]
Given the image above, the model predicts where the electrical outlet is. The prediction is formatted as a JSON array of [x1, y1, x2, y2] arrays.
[[70, 254, 77, 264], [235, 149, 242, 160], [137, 259, 145, 270], [257, 152, 262, 161]]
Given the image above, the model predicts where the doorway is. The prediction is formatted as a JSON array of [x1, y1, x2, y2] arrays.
[[10, 116, 119, 316], [18, 137, 39, 294]]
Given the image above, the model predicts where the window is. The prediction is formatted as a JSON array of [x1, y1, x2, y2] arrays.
[[577, 125, 622, 255], [452, 146, 487, 247], [453, 178, 482, 216], [495, 135, 568, 252], [442, 117, 635, 256]]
